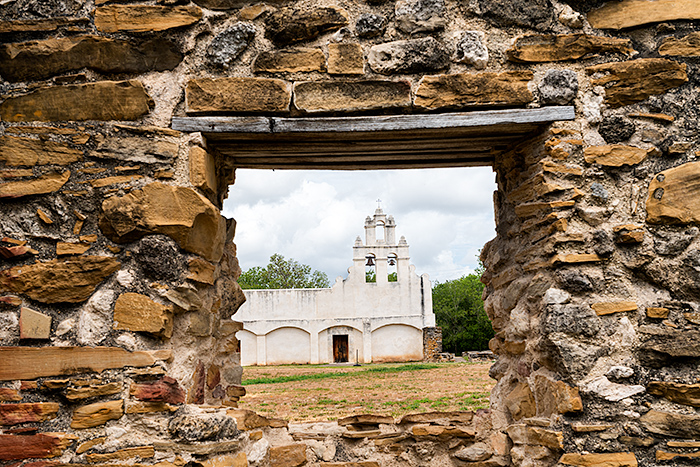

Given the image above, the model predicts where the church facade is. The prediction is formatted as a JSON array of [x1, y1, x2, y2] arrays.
[[235, 208, 436, 365]]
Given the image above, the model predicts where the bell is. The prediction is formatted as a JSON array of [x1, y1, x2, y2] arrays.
[[365, 257, 375, 266], [388, 259, 396, 266]]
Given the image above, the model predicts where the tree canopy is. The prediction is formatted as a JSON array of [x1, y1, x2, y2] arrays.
[[238, 253, 330, 289], [432, 271, 494, 354]]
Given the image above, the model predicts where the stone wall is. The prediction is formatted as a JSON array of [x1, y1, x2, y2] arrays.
[[2, 0, 700, 466]]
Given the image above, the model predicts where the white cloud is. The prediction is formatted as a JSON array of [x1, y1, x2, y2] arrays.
[[223, 167, 496, 283]]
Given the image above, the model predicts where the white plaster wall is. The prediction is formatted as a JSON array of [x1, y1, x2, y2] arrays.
[[266, 327, 311, 364], [238, 329, 258, 366], [371, 324, 424, 363], [318, 325, 364, 363]]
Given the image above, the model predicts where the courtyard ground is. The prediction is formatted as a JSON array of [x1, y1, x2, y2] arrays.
[[238, 361, 495, 422]]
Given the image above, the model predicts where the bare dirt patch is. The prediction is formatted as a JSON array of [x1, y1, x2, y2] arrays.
[[239, 361, 494, 422]]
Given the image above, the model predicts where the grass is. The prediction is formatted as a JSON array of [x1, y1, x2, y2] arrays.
[[242, 363, 439, 385], [239, 361, 495, 422]]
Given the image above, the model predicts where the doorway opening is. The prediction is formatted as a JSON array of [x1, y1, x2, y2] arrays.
[[333, 335, 349, 363]]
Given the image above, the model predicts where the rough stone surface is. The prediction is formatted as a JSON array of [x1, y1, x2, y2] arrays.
[[207, 23, 256, 68], [538, 69, 578, 105], [136, 236, 186, 282], [558, 452, 638, 466], [71, 400, 124, 429], [0, 136, 82, 167], [328, 43, 364, 75], [453, 31, 488, 69], [18, 307, 51, 340], [0, 170, 70, 198], [168, 405, 239, 441], [580, 376, 645, 402], [586, 58, 688, 108], [0, 433, 75, 460], [546, 304, 600, 337], [253, 49, 326, 73], [77, 288, 114, 345], [131, 376, 186, 404], [507, 34, 632, 62], [265, 7, 348, 46], [646, 162, 700, 224], [641, 410, 700, 438], [0, 36, 182, 82], [638, 328, 700, 366], [270, 443, 307, 467], [293, 81, 411, 113], [599, 116, 635, 143], [95, 5, 203, 33], [584, 145, 652, 167], [588, 0, 700, 30], [113, 292, 174, 338], [99, 182, 227, 262], [355, 14, 386, 38], [0, 402, 59, 425], [478, 0, 553, 30], [415, 71, 533, 110], [0, 80, 152, 122], [186, 78, 291, 114], [659, 32, 700, 57], [395, 0, 445, 34], [647, 381, 700, 407], [368, 37, 448, 75], [0, 256, 120, 304]]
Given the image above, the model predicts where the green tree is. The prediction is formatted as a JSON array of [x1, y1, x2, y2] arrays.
[[238, 254, 330, 289], [432, 271, 493, 353]]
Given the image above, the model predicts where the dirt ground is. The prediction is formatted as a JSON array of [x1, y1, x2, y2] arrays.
[[238, 361, 495, 422]]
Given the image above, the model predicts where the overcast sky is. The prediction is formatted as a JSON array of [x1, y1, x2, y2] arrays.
[[222, 167, 497, 284]]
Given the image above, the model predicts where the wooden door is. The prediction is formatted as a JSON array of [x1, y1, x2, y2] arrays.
[[333, 335, 348, 363]]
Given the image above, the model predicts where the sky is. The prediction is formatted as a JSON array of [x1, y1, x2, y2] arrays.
[[222, 167, 497, 284]]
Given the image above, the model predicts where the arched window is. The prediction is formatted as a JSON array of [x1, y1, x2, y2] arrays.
[[365, 254, 376, 283], [387, 253, 397, 282], [376, 221, 385, 241]]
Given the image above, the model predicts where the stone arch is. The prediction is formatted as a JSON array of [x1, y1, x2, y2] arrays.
[[265, 326, 311, 365], [371, 323, 424, 363]]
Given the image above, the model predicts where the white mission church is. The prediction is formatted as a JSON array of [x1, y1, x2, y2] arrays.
[[235, 207, 436, 365]]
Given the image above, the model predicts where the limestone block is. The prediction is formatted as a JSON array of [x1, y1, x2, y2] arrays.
[[646, 162, 700, 224], [328, 43, 364, 75], [86, 446, 155, 463], [338, 414, 393, 425], [207, 23, 256, 69], [0, 80, 152, 122], [395, 0, 445, 34], [584, 145, 652, 167], [639, 327, 700, 364], [293, 80, 411, 113], [504, 382, 535, 421], [19, 307, 51, 340], [190, 146, 217, 199], [640, 410, 700, 438], [0, 433, 76, 460], [415, 71, 533, 110], [95, 5, 202, 33], [0, 389, 21, 402], [0, 170, 70, 199], [265, 7, 348, 46], [168, 405, 239, 441], [368, 37, 448, 75], [0, 402, 59, 425], [56, 242, 91, 255], [507, 425, 563, 450], [355, 14, 386, 38], [253, 48, 326, 73], [227, 408, 288, 430], [586, 59, 687, 108], [588, 0, 700, 30], [659, 32, 700, 56], [0, 256, 120, 304], [507, 34, 633, 62], [126, 402, 178, 414], [454, 31, 488, 69], [113, 293, 173, 338], [188, 257, 220, 285], [0, 136, 82, 167], [100, 182, 227, 262], [201, 453, 248, 467], [591, 301, 637, 316], [580, 376, 645, 402], [186, 78, 291, 114], [0, 17, 87, 34], [93, 136, 178, 164], [454, 442, 493, 462], [270, 443, 307, 467], [533, 374, 582, 416], [65, 382, 121, 401], [646, 307, 669, 319], [647, 381, 700, 407], [240, 4, 276, 20], [71, 399, 124, 429], [0, 347, 168, 381], [399, 411, 473, 424], [613, 224, 644, 244], [656, 451, 700, 462], [0, 36, 182, 82], [558, 452, 637, 466], [478, 0, 553, 30]]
